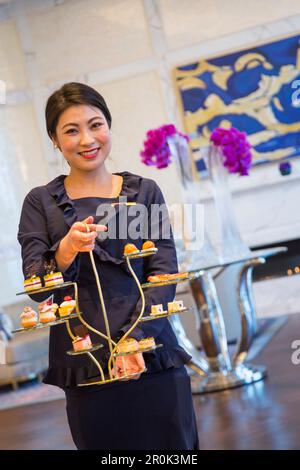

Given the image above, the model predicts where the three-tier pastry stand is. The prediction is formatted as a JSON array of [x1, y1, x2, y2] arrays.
[[13, 228, 199, 387]]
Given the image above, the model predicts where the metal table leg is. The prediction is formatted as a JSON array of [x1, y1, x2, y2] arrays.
[[234, 257, 265, 364], [169, 314, 209, 376], [190, 271, 231, 372]]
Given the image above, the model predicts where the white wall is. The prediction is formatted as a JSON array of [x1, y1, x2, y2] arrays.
[[1, 0, 300, 306]]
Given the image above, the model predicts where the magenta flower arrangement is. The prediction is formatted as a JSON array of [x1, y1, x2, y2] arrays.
[[210, 127, 252, 176], [140, 124, 189, 169]]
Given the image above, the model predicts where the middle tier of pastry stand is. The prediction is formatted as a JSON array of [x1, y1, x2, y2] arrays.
[[13, 248, 198, 387], [14, 281, 82, 334]]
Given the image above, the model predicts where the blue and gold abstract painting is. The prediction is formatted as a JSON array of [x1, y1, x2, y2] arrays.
[[173, 34, 300, 175]]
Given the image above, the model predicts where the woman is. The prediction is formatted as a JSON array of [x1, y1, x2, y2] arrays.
[[18, 82, 199, 450]]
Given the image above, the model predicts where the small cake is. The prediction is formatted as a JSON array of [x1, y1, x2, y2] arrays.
[[123, 243, 139, 255], [167, 300, 184, 313], [39, 300, 58, 323], [44, 271, 64, 287], [142, 240, 156, 252], [116, 338, 140, 354], [150, 304, 164, 316], [59, 296, 76, 317], [20, 307, 38, 328], [72, 334, 92, 352], [24, 275, 42, 292], [138, 337, 156, 350]]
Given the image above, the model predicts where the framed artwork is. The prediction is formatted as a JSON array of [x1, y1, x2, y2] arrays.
[[173, 33, 300, 176]]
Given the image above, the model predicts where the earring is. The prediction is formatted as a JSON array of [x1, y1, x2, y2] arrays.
[[54, 144, 58, 149]]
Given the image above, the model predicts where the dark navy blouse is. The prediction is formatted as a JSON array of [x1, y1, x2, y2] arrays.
[[17, 172, 191, 388]]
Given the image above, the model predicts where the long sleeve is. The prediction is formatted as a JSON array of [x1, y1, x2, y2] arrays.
[[17, 188, 78, 301], [119, 181, 178, 341]]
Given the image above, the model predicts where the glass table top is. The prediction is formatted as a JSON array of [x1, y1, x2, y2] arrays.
[[187, 246, 287, 273]]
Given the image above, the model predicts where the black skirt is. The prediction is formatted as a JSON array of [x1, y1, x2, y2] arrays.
[[64, 366, 199, 450]]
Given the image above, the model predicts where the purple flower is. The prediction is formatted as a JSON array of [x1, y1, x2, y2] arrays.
[[140, 124, 189, 169], [210, 127, 252, 176]]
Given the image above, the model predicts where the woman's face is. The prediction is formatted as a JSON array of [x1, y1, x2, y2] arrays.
[[54, 104, 111, 172]]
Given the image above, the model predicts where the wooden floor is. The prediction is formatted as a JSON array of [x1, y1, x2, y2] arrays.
[[1, 313, 300, 450]]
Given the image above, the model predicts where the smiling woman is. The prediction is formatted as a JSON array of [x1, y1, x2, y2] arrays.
[[17, 82, 199, 451], [46, 83, 119, 199], [54, 105, 119, 199]]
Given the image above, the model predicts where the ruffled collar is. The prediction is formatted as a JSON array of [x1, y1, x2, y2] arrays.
[[46, 171, 142, 270], [115, 171, 142, 200], [47, 170, 140, 203]]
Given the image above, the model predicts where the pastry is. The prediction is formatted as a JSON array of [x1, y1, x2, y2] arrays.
[[72, 325, 93, 352], [39, 300, 58, 323], [72, 334, 92, 352], [20, 306, 38, 328], [150, 304, 164, 315], [116, 338, 140, 354], [24, 275, 42, 292], [147, 272, 189, 283], [167, 300, 184, 313], [124, 243, 139, 255], [44, 271, 64, 287], [59, 296, 76, 317], [138, 337, 155, 350], [142, 240, 156, 251]]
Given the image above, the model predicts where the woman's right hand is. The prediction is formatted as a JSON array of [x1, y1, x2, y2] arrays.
[[64, 215, 107, 254]]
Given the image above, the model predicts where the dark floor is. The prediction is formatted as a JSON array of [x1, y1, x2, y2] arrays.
[[0, 313, 299, 450]]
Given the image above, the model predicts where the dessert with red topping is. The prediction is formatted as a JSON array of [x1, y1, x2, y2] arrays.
[[39, 299, 58, 323], [59, 296, 76, 317]]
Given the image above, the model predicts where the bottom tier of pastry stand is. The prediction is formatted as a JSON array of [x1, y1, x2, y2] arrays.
[[77, 345, 163, 387], [66, 343, 104, 355]]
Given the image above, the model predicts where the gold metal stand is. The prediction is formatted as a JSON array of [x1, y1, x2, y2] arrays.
[[14, 243, 196, 387]]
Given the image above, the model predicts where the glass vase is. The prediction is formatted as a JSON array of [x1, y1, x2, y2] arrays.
[[167, 134, 219, 270], [206, 145, 251, 263]]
